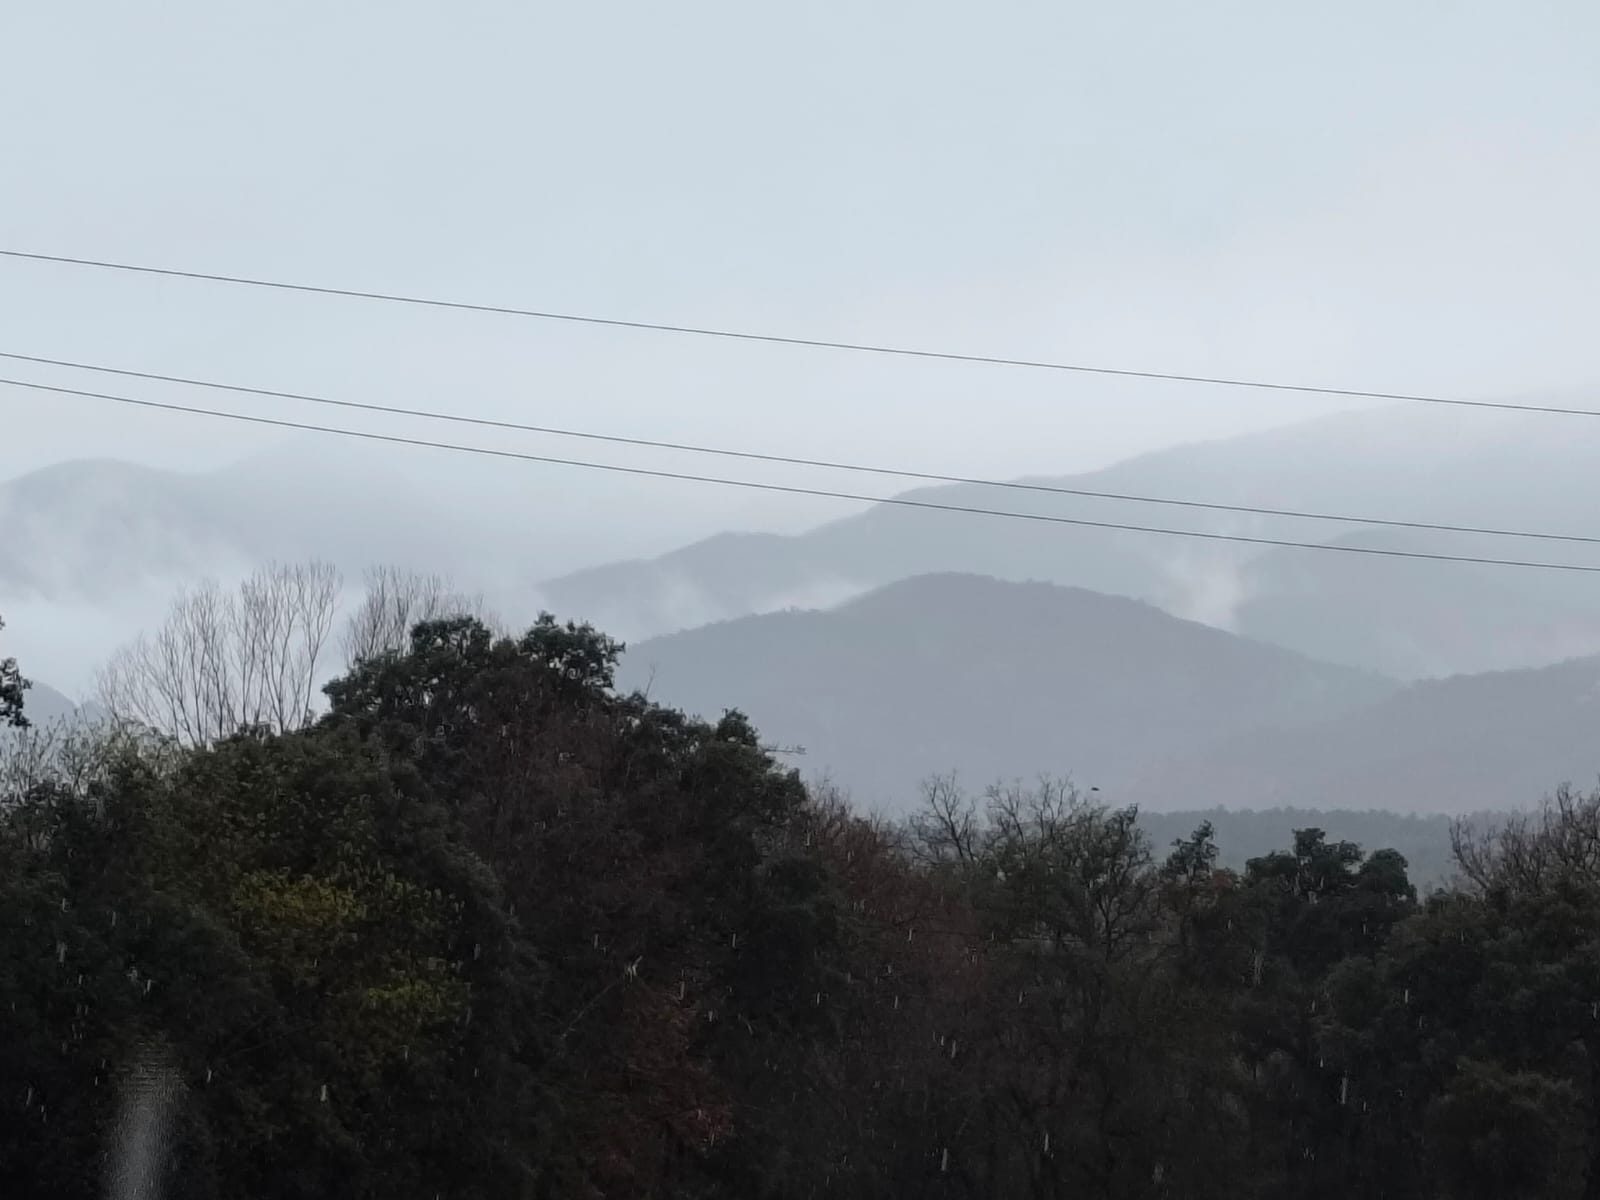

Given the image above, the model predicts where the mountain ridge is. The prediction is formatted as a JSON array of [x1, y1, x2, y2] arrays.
[[615, 571, 1397, 815], [547, 398, 1600, 678]]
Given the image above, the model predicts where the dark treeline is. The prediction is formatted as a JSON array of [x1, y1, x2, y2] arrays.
[[5, 606, 1600, 1199], [1134, 807, 1478, 894]]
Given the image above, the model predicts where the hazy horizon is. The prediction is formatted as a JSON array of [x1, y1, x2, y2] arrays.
[[5, 0, 1600, 803], [8, 1, 1599, 481]]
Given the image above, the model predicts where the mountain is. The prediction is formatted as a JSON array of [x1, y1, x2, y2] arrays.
[[614, 573, 1396, 815], [1235, 528, 1600, 678], [541, 492, 1174, 646], [0, 459, 240, 600], [1120, 653, 1600, 816], [0, 679, 104, 758], [18, 394, 1600, 691], [0, 435, 822, 607], [0, 449, 549, 603], [14, 680, 84, 726], [545, 398, 1600, 680], [0, 436, 820, 687]]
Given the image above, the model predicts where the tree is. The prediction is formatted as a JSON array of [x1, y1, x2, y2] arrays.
[[36, 565, 1600, 1199], [1, 614, 29, 728], [322, 613, 828, 1197], [1426, 1059, 1578, 1200], [97, 562, 341, 747], [0, 719, 545, 1200], [339, 565, 491, 669]]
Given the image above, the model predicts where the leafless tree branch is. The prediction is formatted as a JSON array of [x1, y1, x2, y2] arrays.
[[96, 561, 343, 747]]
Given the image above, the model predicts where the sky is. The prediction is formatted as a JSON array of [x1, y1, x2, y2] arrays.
[[3, 1, 1600, 692], [4, 1, 1597, 484]]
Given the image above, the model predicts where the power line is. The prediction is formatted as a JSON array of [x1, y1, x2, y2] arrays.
[[4, 248, 1598, 419], [8, 374, 1600, 576], [4, 349, 1598, 548]]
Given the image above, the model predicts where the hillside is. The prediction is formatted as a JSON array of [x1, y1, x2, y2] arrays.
[[1121, 653, 1600, 815], [614, 572, 1395, 815], [11, 679, 82, 726], [0, 679, 100, 759], [18, 397, 1600, 692], [546, 399, 1600, 680], [1234, 528, 1600, 678], [0, 438, 803, 687], [540, 495, 1173, 646], [0, 435, 811, 607], [0, 449, 544, 604]]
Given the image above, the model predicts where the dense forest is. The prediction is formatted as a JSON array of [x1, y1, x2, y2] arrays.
[[4, 584, 1600, 1200]]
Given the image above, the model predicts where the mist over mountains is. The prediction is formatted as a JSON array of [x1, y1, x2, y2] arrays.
[[0, 435, 797, 606], [544, 399, 1600, 679], [7, 396, 1600, 817], [0, 431, 834, 690], [611, 571, 1600, 817], [614, 572, 1397, 814]]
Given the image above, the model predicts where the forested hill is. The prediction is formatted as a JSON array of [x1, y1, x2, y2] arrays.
[[542, 401, 1600, 681], [4, 604, 1600, 1198], [616, 571, 1395, 811], [615, 572, 1600, 818]]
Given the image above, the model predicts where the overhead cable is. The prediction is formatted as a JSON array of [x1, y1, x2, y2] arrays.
[[8, 375, 1600, 575], [4, 248, 1598, 417], [4, 350, 1598, 546]]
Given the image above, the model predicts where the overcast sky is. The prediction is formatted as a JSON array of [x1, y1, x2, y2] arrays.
[[2, 1, 1598, 527]]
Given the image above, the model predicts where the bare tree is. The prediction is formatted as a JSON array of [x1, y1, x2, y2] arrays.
[[340, 564, 491, 668], [908, 773, 983, 870], [1451, 784, 1600, 900], [97, 561, 342, 747], [1, 713, 173, 812]]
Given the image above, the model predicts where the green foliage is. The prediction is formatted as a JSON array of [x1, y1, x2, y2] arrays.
[[1, 613, 30, 727], [9, 600, 1600, 1199], [1424, 1058, 1578, 1199], [1138, 806, 1469, 892]]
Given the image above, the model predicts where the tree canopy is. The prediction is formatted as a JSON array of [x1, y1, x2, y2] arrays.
[[1, 613, 29, 728], [3, 601, 1600, 1198]]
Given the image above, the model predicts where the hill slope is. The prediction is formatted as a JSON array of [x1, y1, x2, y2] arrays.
[[1233, 527, 1600, 679], [1121, 654, 1600, 815], [12, 680, 83, 726], [614, 573, 1395, 815], [548, 398, 1600, 679], [0, 437, 808, 687]]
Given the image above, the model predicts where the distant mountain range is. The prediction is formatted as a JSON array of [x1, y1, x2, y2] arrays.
[[548, 399, 1600, 681], [12, 397, 1600, 683], [615, 572, 1397, 814], [1122, 653, 1600, 816], [0, 434, 826, 687], [0, 434, 826, 607], [17, 566, 1592, 821], [616, 572, 1600, 817], [11, 393, 1600, 814]]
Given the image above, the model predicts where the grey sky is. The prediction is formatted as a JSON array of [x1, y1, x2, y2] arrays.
[[3, 1, 1599, 524]]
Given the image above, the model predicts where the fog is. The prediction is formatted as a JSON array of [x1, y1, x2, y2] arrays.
[[7, 3, 1598, 471], [4, 1, 1600, 703], [7, 10, 1600, 1188]]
